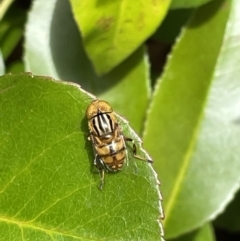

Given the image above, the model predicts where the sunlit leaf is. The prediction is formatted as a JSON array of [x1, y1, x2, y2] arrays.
[[0, 73, 163, 240], [69, 0, 171, 74], [144, 0, 240, 238]]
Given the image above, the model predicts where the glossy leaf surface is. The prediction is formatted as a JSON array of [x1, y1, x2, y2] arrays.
[[69, 0, 171, 74], [0, 73, 163, 240], [144, 0, 240, 238]]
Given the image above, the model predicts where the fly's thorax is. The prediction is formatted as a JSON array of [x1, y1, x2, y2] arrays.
[[88, 112, 117, 137], [92, 134, 114, 146], [86, 99, 119, 138]]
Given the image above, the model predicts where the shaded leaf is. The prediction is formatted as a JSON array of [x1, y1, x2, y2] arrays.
[[170, 0, 212, 9], [24, 0, 83, 82], [144, 0, 240, 238], [0, 0, 14, 20], [0, 50, 4, 74], [152, 8, 192, 44], [69, 0, 171, 74], [214, 189, 240, 232], [0, 73, 163, 240], [6, 60, 24, 74], [170, 223, 215, 241], [0, 6, 25, 60]]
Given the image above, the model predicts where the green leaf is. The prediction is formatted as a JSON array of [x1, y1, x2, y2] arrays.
[[170, 223, 215, 241], [0, 73, 163, 240], [144, 0, 240, 238], [214, 189, 240, 232], [0, 6, 25, 60], [24, 0, 151, 134], [0, 0, 14, 20], [152, 8, 192, 44], [24, 0, 83, 82], [97, 47, 151, 135], [170, 0, 213, 9], [6, 60, 24, 74], [69, 0, 171, 74], [0, 50, 4, 75]]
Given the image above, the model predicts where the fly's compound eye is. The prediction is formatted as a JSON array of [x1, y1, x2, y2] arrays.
[[97, 100, 113, 113], [86, 99, 113, 120]]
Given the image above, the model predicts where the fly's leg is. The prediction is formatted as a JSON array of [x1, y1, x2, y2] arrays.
[[98, 169, 105, 190], [94, 154, 105, 190], [125, 148, 129, 166], [93, 154, 97, 166], [124, 144, 138, 173], [124, 137, 153, 163]]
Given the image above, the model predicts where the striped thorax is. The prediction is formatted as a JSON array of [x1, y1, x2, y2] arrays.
[[86, 99, 153, 189]]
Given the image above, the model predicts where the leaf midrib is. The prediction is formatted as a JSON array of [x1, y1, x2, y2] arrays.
[[0, 216, 97, 241], [163, 88, 210, 227]]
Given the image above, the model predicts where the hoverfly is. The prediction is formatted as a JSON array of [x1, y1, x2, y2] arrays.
[[86, 99, 153, 189]]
